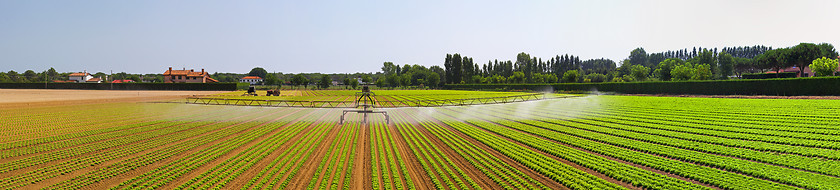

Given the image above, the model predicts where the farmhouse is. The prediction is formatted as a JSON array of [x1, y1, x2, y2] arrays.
[[85, 78, 103, 83], [68, 72, 93, 83], [163, 67, 218, 83], [239, 76, 263, 85]]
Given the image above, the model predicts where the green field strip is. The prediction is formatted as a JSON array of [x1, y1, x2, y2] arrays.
[[106, 109, 305, 189], [603, 104, 840, 131], [395, 109, 550, 190], [1, 109, 283, 189], [506, 106, 840, 176], [392, 115, 476, 190], [0, 106, 237, 158], [429, 110, 627, 190], [447, 107, 825, 189]]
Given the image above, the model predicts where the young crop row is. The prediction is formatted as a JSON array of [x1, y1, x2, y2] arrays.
[[512, 106, 840, 176], [394, 109, 550, 190], [240, 119, 329, 189], [0, 107, 235, 159], [526, 106, 840, 160], [110, 109, 312, 189], [1, 108, 286, 189], [425, 109, 627, 190], [370, 119, 414, 190], [392, 113, 477, 190], [449, 106, 825, 189]]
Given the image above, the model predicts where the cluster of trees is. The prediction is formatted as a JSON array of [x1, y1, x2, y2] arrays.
[[375, 62, 442, 88], [443, 53, 610, 84], [0, 68, 159, 83]]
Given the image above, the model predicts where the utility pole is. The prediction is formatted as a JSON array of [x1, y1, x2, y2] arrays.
[[44, 70, 47, 89], [110, 70, 113, 90]]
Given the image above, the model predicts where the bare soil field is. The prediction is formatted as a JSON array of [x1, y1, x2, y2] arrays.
[[0, 89, 228, 108]]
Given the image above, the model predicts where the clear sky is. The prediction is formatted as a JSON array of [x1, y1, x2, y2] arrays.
[[1, 0, 839, 74]]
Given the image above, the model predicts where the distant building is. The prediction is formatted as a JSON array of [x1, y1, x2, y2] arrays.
[[239, 76, 263, 85], [68, 72, 93, 83], [86, 78, 103, 83], [163, 67, 218, 83]]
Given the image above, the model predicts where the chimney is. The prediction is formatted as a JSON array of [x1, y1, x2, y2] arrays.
[[190, 69, 194, 72], [201, 69, 205, 74], [169, 67, 172, 72]]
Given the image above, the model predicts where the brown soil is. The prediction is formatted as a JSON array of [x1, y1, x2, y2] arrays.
[[288, 122, 342, 190], [0, 89, 227, 108], [387, 121, 434, 190], [625, 93, 840, 100], [355, 122, 371, 190]]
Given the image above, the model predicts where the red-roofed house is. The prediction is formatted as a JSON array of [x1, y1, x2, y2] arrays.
[[86, 77, 102, 83], [163, 67, 218, 83], [68, 72, 93, 83], [765, 66, 814, 77], [239, 76, 263, 85], [111, 79, 134, 83]]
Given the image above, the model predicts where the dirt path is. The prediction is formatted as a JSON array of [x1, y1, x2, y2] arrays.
[[355, 122, 371, 190]]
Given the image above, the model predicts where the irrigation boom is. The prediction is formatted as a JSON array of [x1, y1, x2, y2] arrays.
[[340, 86, 389, 124]]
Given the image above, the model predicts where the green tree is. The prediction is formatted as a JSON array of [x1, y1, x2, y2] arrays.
[[247, 67, 268, 78], [791, 43, 822, 77], [654, 58, 684, 81], [290, 74, 307, 89], [629, 48, 648, 66], [562, 70, 579, 83], [47, 67, 58, 81], [350, 78, 360, 89], [426, 72, 440, 88], [692, 64, 713, 80], [630, 65, 650, 81], [717, 52, 735, 78], [381, 62, 397, 75], [23, 70, 38, 82], [508, 71, 525, 83], [318, 74, 331, 89], [265, 73, 280, 85], [809, 57, 838, 77], [361, 75, 372, 84], [671, 63, 694, 81]]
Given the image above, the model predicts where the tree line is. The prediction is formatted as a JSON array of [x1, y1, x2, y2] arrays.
[[442, 43, 838, 84]]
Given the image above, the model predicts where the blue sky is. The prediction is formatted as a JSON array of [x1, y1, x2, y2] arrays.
[[1, 0, 839, 74]]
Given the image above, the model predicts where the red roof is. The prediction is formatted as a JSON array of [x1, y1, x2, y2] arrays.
[[111, 79, 134, 83], [86, 78, 102, 82], [52, 80, 75, 83], [163, 68, 208, 77], [241, 76, 262, 80], [69, 73, 89, 77]]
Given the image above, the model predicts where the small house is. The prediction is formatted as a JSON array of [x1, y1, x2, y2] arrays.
[[68, 72, 93, 83], [239, 76, 263, 85]]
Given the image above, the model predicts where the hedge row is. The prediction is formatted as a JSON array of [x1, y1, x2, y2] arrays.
[[444, 77, 840, 96], [0, 83, 236, 91], [742, 72, 797, 79]]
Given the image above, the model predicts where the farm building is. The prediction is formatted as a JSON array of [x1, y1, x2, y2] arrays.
[[86, 78, 103, 83], [68, 72, 93, 83], [239, 76, 263, 85], [163, 67, 218, 83]]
